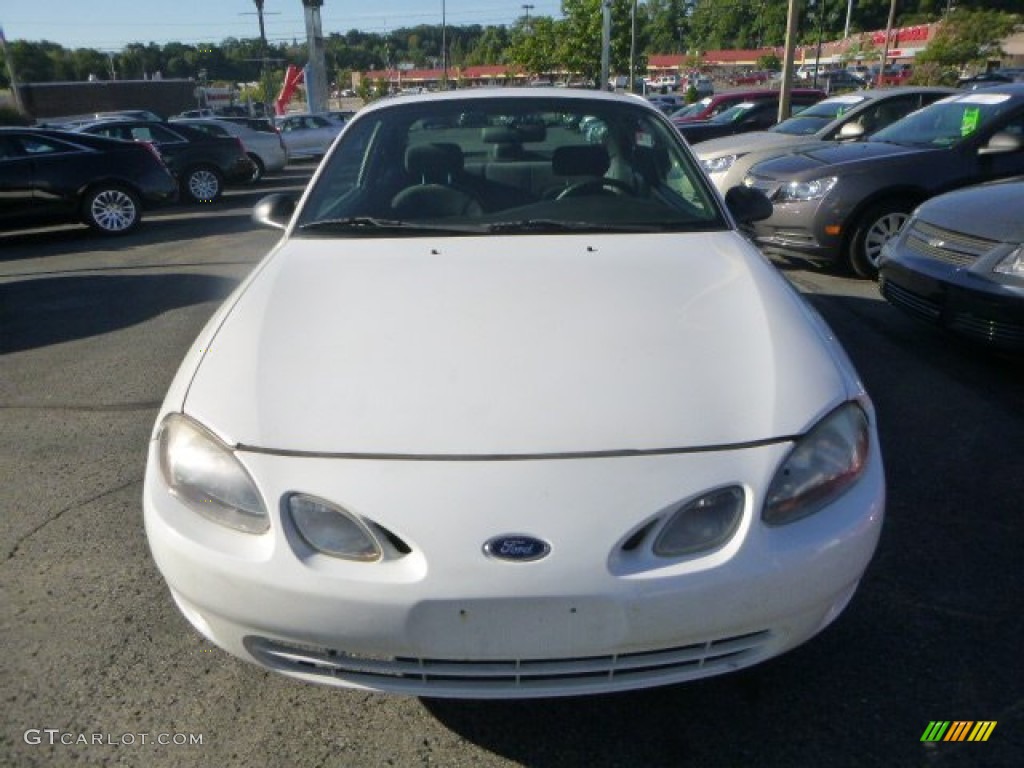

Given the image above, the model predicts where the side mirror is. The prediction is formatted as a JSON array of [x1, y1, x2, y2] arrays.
[[252, 193, 296, 231], [978, 131, 1023, 156], [837, 122, 866, 140], [725, 185, 773, 224]]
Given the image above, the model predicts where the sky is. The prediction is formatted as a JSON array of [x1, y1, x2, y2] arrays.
[[2, 1, 565, 51]]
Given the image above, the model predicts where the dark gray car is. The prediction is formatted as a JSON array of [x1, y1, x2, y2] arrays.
[[696, 87, 959, 194], [743, 85, 1024, 277]]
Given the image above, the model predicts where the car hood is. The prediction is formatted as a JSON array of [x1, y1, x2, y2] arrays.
[[915, 179, 1024, 241], [750, 140, 934, 179], [183, 234, 849, 455], [695, 131, 804, 158]]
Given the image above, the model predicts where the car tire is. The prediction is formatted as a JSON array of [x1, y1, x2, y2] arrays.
[[182, 165, 224, 203], [247, 153, 265, 183], [847, 199, 912, 279], [81, 185, 141, 234]]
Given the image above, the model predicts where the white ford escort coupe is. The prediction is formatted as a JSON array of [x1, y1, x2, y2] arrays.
[[144, 88, 885, 699]]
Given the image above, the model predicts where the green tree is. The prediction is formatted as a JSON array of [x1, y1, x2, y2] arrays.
[[507, 16, 560, 78], [915, 7, 1020, 77]]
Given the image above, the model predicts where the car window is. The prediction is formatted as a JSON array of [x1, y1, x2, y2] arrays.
[[871, 93, 1021, 147], [13, 135, 72, 156], [296, 97, 725, 235], [771, 93, 868, 135], [188, 123, 229, 137]]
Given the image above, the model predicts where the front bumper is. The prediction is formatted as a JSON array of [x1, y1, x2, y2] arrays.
[[144, 438, 884, 698], [749, 199, 845, 263], [880, 256, 1024, 350]]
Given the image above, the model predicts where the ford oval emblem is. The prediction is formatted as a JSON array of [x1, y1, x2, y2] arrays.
[[483, 535, 551, 562]]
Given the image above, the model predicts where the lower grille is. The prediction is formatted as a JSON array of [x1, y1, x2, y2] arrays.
[[949, 312, 1024, 348], [245, 630, 772, 694], [880, 278, 941, 320]]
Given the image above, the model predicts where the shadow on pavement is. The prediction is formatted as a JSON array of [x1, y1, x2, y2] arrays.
[[0, 272, 237, 354]]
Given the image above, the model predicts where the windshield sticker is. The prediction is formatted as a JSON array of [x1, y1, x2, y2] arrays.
[[829, 94, 865, 104], [961, 107, 981, 136], [735, 102, 757, 110], [635, 131, 654, 148], [955, 93, 1011, 105]]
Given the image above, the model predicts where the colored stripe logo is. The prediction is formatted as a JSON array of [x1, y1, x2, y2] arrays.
[[921, 721, 997, 742]]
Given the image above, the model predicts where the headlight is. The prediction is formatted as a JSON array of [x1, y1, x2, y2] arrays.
[[700, 154, 738, 174], [288, 494, 382, 561], [763, 403, 870, 526], [653, 486, 745, 557], [775, 176, 838, 203], [157, 413, 269, 533], [994, 246, 1024, 278]]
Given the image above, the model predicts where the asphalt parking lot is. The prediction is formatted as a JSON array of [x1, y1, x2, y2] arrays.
[[2, 162, 1022, 768]]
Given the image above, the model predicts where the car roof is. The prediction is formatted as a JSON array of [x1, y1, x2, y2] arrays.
[[357, 87, 664, 118]]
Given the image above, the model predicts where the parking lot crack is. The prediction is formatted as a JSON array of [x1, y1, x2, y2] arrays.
[[5, 476, 143, 562], [0, 401, 162, 412]]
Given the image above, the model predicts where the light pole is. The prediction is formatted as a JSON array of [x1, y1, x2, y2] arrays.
[[812, 0, 827, 89], [629, 0, 637, 93], [522, 3, 534, 29], [600, 0, 612, 91], [442, 0, 448, 90]]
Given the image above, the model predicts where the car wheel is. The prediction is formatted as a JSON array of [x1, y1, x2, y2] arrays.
[[82, 185, 141, 234], [247, 153, 265, 183], [847, 200, 912, 279], [182, 165, 224, 203]]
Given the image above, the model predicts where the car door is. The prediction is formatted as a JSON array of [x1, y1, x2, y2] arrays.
[[0, 133, 78, 227], [277, 116, 311, 155]]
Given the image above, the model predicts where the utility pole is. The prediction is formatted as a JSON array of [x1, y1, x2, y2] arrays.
[[629, 0, 638, 93], [301, 0, 328, 112], [878, 0, 896, 88], [0, 26, 26, 114], [779, 0, 801, 123], [442, 0, 448, 90], [522, 4, 534, 29], [601, 0, 612, 91]]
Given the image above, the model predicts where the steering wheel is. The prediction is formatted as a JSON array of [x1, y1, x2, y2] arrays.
[[556, 177, 634, 199]]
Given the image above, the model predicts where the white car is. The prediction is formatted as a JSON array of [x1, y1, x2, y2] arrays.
[[170, 117, 289, 181], [144, 88, 885, 699], [274, 112, 344, 159]]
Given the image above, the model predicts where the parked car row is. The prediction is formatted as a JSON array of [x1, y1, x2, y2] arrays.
[[0, 127, 179, 234], [1, 109, 355, 235], [674, 89, 826, 145], [74, 119, 256, 203], [739, 85, 1024, 277]]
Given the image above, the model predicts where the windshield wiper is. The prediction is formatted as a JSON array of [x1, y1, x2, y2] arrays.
[[298, 217, 484, 233], [487, 219, 651, 233]]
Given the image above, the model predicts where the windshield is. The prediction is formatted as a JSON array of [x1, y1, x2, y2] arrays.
[[710, 103, 758, 124], [770, 94, 868, 135], [296, 95, 726, 236], [869, 92, 1016, 147]]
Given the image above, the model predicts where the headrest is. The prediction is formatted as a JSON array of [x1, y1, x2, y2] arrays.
[[552, 145, 610, 176], [482, 126, 518, 144], [405, 143, 464, 181], [514, 122, 546, 142], [491, 142, 523, 160], [481, 124, 547, 144]]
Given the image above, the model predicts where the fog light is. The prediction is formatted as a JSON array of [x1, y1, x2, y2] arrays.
[[288, 494, 382, 561], [653, 486, 745, 557]]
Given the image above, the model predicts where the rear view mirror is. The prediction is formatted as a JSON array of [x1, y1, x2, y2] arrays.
[[252, 193, 296, 230], [837, 122, 865, 140], [725, 186, 773, 224]]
